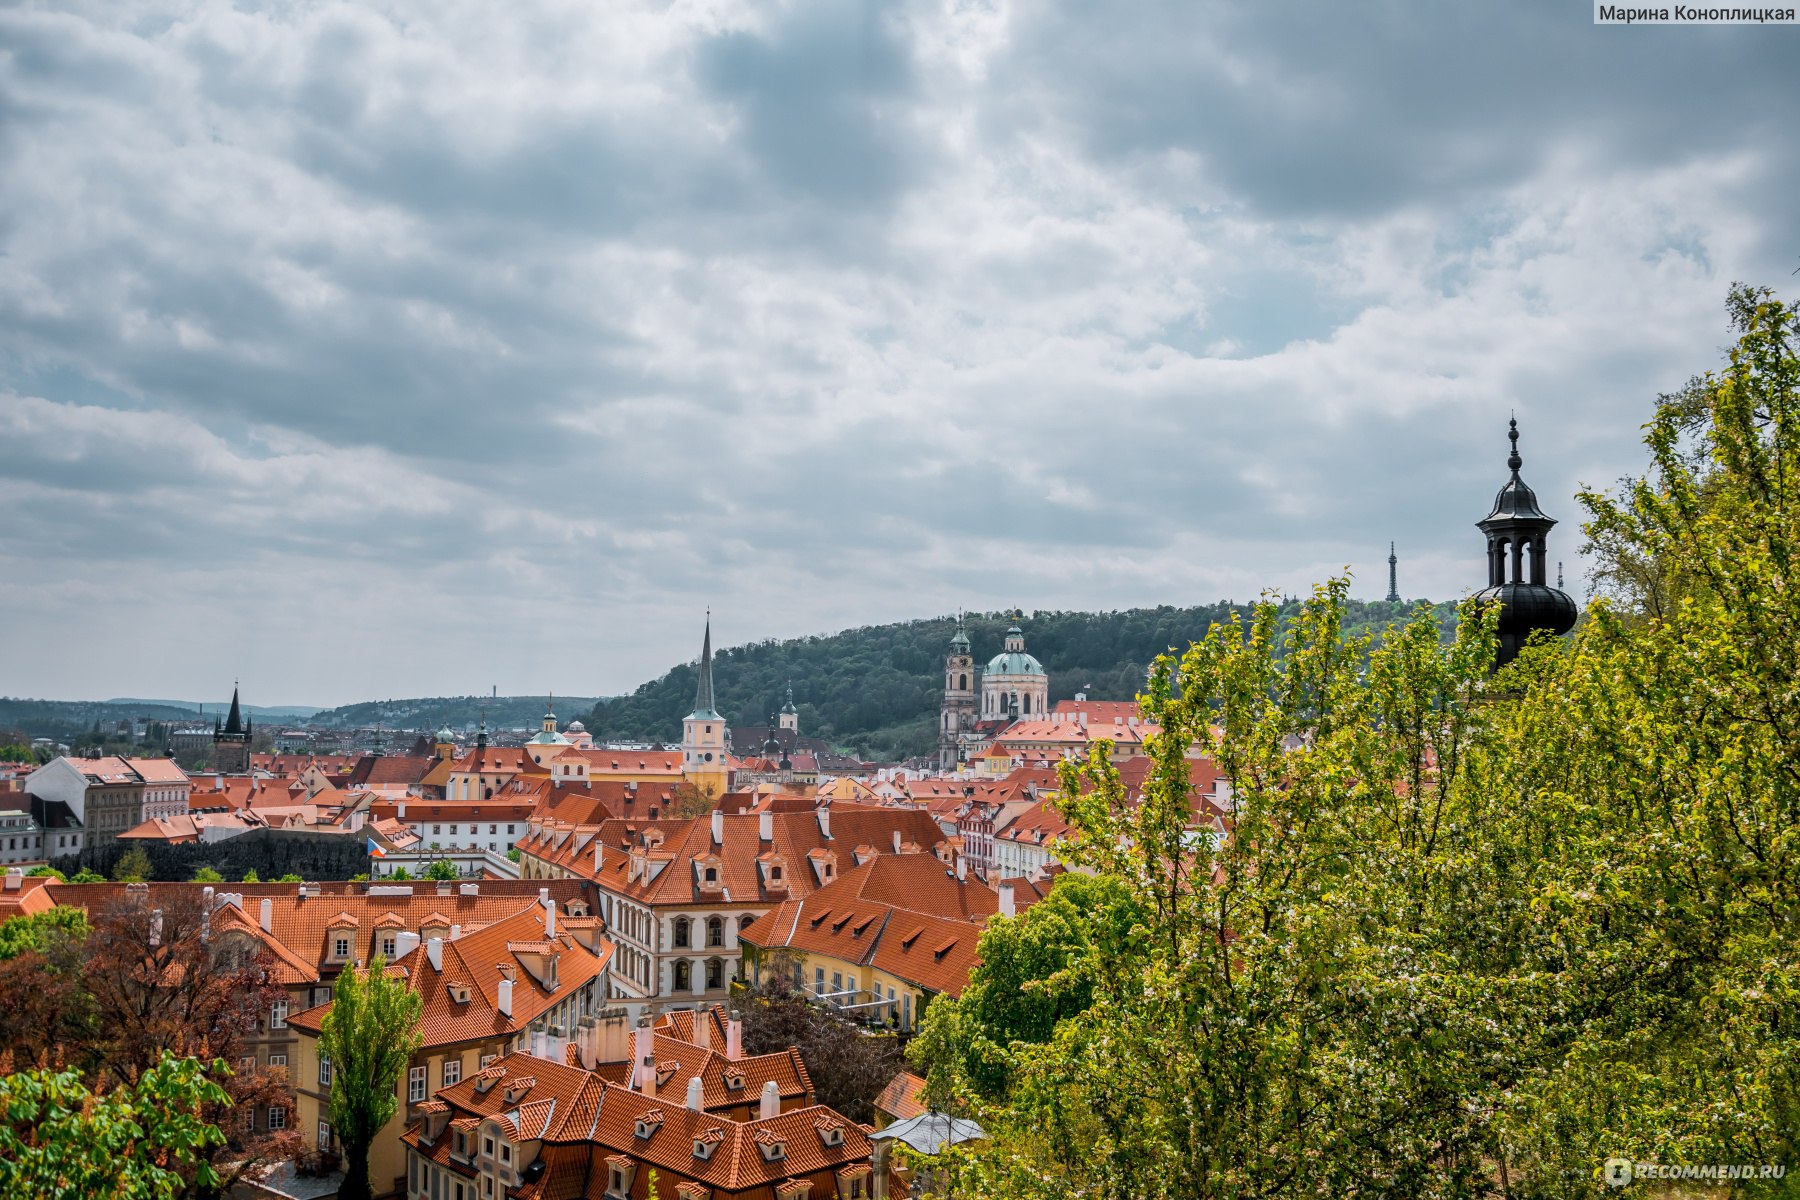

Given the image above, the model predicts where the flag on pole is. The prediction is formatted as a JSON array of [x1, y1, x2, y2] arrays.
[[367, 838, 387, 858]]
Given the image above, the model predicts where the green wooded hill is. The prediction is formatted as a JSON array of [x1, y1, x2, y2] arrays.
[[305, 695, 601, 732], [586, 599, 1456, 762]]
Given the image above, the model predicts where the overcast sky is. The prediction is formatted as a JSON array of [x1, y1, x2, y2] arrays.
[[1, 1, 1794, 706]]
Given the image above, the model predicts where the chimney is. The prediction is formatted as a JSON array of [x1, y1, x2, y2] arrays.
[[816, 805, 830, 839], [497, 978, 513, 1018], [758, 810, 773, 842], [956, 856, 967, 882], [260, 897, 273, 932], [397, 801, 405, 819], [449, 924, 461, 941], [3, 868, 20, 891], [395, 930, 420, 959], [634, 1017, 655, 1092], [1079, 711, 1088, 730], [711, 809, 723, 845], [694, 1009, 711, 1053], [686, 1076, 704, 1112], [759, 1079, 780, 1119], [892, 829, 902, 854], [426, 937, 443, 971], [726, 1010, 742, 1061], [998, 881, 1015, 918]]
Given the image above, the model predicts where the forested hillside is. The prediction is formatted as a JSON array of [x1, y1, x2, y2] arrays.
[[587, 599, 1455, 761], [305, 695, 600, 732]]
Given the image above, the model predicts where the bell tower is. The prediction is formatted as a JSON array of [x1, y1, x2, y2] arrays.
[[682, 617, 730, 799], [939, 615, 977, 772]]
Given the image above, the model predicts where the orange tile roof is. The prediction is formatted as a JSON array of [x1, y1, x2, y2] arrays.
[[874, 1071, 927, 1121]]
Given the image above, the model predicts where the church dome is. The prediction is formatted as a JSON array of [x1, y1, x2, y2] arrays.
[[986, 647, 1046, 676], [566, 720, 586, 733], [435, 725, 455, 742], [1473, 581, 1578, 638]]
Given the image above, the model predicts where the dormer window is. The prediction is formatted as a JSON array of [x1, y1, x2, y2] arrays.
[[722, 1068, 746, 1092], [692, 1129, 724, 1160], [758, 1138, 787, 1163], [633, 1110, 664, 1140], [332, 935, 351, 959], [447, 981, 471, 1004], [814, 1117, 845, 1147], [605, 1156, 636, 1199]]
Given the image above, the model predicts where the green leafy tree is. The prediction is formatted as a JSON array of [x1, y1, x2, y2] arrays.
[[24, 865, 64, 880], [69, 869, 105, 883], [278, 873, 303, 883], [190, 866, 224, 882], [737, 962, 903, 1123], [110, 845, 153, 882], [240, 868, 260, 883], [0, 908, 88, 961], [317, 954, 423, 1200], [911, 872, 1145, 1100], [423, 858, 458, 881], [0, 1053, 230, 1200]]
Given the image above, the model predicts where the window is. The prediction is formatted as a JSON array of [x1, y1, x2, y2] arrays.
[[270, 1000, 288, 1029], [409, 1065, 426, 1102], [832, 971, 843, 994], [319, 1056, 332, 1086], [674, 960, 692, 990], [673, 918, 690, 948], [706, 959, 723, 989], [707, 917, 723, 947], [270, 1054, 287, 1068], [381, 935, 397, 958], [815, 967, 825, 994], [507, 824, 516, 834], [484, 1136, 495, 1157], [317, 1121, 332, 1150], [480, 1053, 497, 1070], [333, 935, 351, 959], [268, 1105, 286, 1131], [443, 1059, 461, 1088], [489, 824, 497, 834], [433, 824, 441, 835]]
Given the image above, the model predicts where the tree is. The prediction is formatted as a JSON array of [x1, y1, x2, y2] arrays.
[[24, 865, 64, 880], [317, 954, 423, 1200], [737, 964, 903, 1124], [111, 845, 153, 882], [278, 873, 303, 882], [666, 781, 718, 820], [910, 872, 1145, 1101], [69, 869, 105, 883], [0, 1053, 230, 1200], [423, 858, 458, 881], [191, 866, 224, 882], [241, 868, 260, 883], [0, 908, 87, 961], [79, 891, 301, 1194]]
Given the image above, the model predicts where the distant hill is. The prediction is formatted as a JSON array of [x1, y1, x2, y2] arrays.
[[108, 699, 325, 720], [586, 600, 1456, 762], [304, 695, 601, 733]]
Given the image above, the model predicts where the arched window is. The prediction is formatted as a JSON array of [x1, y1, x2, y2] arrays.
[[707, 917, 724, 947], [673, 917, 691, 948], [959, 673, 967, 690], [674, 960, 691, 990], [738, 914, 756, 934], [706, 959, 724, 989], [1023, 693, 1031, 715]]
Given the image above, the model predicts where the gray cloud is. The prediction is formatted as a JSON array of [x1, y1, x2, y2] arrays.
[[0, 0, 1792, 704]]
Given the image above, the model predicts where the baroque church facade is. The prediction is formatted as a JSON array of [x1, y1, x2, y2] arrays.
[[938, 613, 1049, 771]]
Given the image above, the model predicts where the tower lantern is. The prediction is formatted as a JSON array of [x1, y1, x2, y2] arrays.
[[1475, 419, 1577, 667]]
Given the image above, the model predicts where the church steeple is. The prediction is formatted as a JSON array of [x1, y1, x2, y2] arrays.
[[1475, 419, 1578, 667], [689, 616, 720, 719], [1386, 542, 1400, 604], [223, 684, 243, 736]]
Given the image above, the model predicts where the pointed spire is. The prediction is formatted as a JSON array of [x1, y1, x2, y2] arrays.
[[1386, 541, 1400, 604], [476, 709, 489, 750], [223, 683, 244, 736], [1507, 416, 1523, 475], [689, 615, 720, 719]]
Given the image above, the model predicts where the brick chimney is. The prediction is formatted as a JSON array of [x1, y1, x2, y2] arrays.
[[998, 881, 1015, 918], [634, 1016, 656, 1092]]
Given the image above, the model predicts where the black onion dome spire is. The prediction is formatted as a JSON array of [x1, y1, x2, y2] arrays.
[[1475, 419, 1577, 667]]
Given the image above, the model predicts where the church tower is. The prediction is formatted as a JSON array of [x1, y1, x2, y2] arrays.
[[682, 618, 730, 799], [981, 612, 1048, 724], [1475, 419, 1578, 668], [939, 616, 977, 772], [213, 683, 251, 774], [779, 682, 799, 734]]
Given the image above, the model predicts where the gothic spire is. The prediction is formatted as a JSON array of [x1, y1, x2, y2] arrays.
[[223, 683, 244, 736], [689, 615, 720, 719]]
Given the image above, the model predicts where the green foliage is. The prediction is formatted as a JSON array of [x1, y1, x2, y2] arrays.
[[589, 600, 1455, 760], [0, 1052, 230, 1199], [506, 848, 521, 862], [25, 865, 64, 880], [69, 869, 105, 883], [387, 867, 411, 881], [110, 845, 152, 882], [190, 866, 224, 882], [240, 868, 260, 883], [423, 858, 459, 881], [318, 954, 423, 1200], [0, 907, 88, 961], [0, 741, 35, 762], [911, 873, 1146, 1101], [278, 873, 303, 882], [915, 288, 1800, 1199]]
